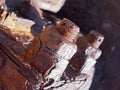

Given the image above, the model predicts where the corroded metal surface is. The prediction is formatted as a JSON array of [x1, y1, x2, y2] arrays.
[[50, 30, 104, 90], [0, 1, 104, 90], [26, 19, 79, 88], [0, 18, 104, 90], [0, 26, 43, 90]]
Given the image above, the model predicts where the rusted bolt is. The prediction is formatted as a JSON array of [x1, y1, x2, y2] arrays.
[[43, 18, 79, 82], [86, 30, 104, 48], [26, 18, 79, 86], [69, 30, 104, 74], [56, 18, 79, 42]]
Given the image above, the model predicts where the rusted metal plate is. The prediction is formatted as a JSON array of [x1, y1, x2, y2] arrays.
[[0, 26, 42, 90], [0, 50, 26, 90], [31, 46, 54, 73]]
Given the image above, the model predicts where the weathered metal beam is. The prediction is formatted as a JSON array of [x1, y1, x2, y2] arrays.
[[0, 27, 44, 89]]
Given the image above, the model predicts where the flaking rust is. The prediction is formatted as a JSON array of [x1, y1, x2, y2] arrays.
[[39, 30, 104, 90], [70, 30, 104, 73], [0, 11, 104, 90], [0, 0, 105, 90], [26, 18, 79, 89], [65, 30, 104, 90]]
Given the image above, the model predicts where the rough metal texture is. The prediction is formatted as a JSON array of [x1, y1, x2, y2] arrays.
[[54, 30, 104, 90], [0, 26, 41, 90], [57, 0, 120, 90], [0, 11, 104, 89], [0, 0, 105, 90], [26, 19, 79, 89]]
